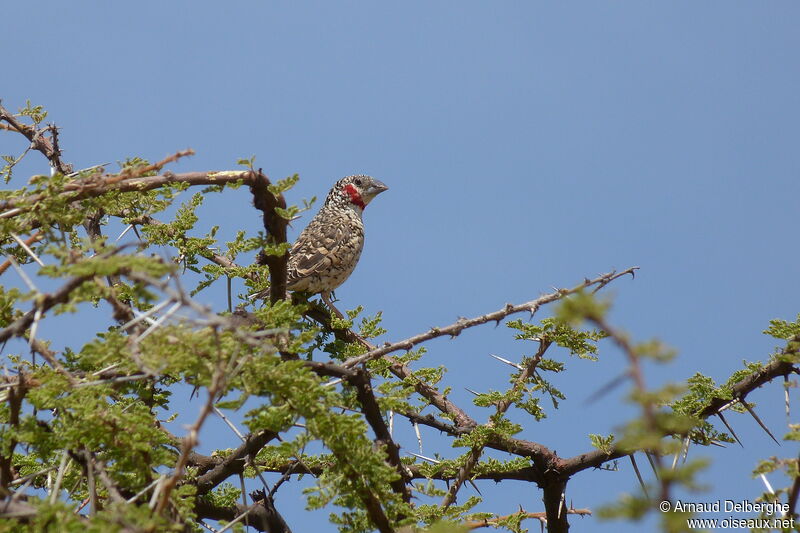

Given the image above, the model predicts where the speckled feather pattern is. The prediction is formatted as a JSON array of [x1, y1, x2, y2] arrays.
[[283, 175, 386, 295]]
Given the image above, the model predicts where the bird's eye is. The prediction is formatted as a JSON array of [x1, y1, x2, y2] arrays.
[[354, 178, 363, 186]]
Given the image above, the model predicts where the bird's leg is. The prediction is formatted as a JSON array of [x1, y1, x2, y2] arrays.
[[320, 291, 345, 320]]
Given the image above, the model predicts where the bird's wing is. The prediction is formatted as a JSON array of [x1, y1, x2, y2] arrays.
[[287, 221, 354, 285]]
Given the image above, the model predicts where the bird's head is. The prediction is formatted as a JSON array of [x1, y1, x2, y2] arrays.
[[326, 175, 388, 211]]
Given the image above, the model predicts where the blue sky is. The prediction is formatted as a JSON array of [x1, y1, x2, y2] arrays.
[[2, 2, 799, 531]]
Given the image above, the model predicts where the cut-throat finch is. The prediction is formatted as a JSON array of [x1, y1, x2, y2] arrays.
[[255, 174, 388, 318]]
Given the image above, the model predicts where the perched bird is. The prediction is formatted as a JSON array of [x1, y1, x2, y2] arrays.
[[259, 175, 388, 318]]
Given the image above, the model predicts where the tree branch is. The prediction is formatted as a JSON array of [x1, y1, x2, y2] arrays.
[[561, 355, 800, 477], [249, 170, 289, 304], [196, 493, 292, 533], [0, 169, 263, 219], [0, 101, 72, 175], [0, 274, 94, 344], [195, 429, 279, 495], [347, 368, 412, 503], [341, 268, 638, 369]]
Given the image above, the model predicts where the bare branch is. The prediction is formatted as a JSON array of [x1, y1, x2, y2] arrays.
[[342, 267, 638, 369]]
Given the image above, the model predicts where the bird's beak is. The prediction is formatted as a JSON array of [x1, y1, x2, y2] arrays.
[[368, 179, 389, 196]]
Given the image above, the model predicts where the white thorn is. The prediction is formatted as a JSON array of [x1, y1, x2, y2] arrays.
[[213, 406, 246, 441], [489, 353, 523, 370], [785, 375, 791, 422], [126, 476, 163, 504], [67, 163, 109, 178], [135, 301, 181, 342], [93, 363, 121, 376], [49, 450, 70, 504], [120, 299, 171, 331], [115, 224, 135, 242], [148, 477, 164, 509], [408, 452, 440, 464], [760, 473, 775, 495], [716, 399, 737, 413], [10, 233, 44, 266], [28, 308, 43, 348], [0, 207, 23, 219], [7, 255, 38, 292]]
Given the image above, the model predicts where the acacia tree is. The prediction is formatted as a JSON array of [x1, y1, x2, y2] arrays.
[[0, 100, 797, 533]]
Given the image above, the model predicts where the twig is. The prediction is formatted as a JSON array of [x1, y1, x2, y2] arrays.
[[561, 357, 800, 478], [347, 368, 412, 502], [0, 102, 72, 174], [0, 267, 126, 344], [342, 268, 638, 369]]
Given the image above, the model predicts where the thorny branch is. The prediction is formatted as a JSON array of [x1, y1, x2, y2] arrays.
[[347, 368, 413, 503], [561, 346, 800, 480], [0, 168, 254, 220], [0, 274, 95, 344], [194, 430, 279, 495], [0, 101, 71, 175], [341, 267, 639, 369], [2, 108, 797, 532], [587, 314, 667, 503]]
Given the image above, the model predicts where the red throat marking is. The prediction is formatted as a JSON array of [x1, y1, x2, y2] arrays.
[[343, 184, 366, 209]]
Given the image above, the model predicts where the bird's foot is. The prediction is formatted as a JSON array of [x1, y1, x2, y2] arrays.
[[321, 291, 346, 320]]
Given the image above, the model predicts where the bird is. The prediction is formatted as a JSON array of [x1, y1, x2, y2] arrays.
[[257, 175, 388, 319]]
